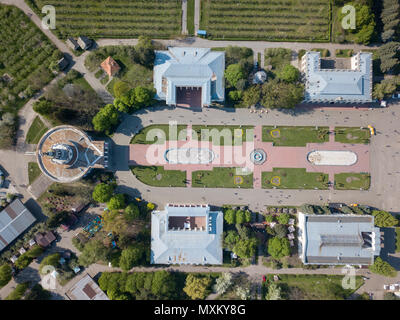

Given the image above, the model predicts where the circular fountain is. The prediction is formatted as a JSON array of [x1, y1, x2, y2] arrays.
[[250, 149, 267, 165]]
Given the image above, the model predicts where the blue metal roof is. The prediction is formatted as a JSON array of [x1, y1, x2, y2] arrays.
[[154, 47, 225, 106]]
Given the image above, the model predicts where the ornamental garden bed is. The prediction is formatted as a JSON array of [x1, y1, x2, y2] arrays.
[[192, 168, 253, 188], [334, 173, 371, 190], [262, 126, 330, 146], [131, 166, 187, 187], [262, 168, 329, 190]]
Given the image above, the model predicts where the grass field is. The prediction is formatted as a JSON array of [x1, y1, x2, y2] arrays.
[[264, 48, 292, 71], [27, 0, 182, 39], [28, 162, 42, 185], [273, 274, 364, 300], [262, 126, 330, 146], [192, 168, 253, 188], [334, 173, 371, 190], [25, 117, 48, 144], [187, 0, 195, 35], [130, 124, 188, 144], [200, 0, 331, 41], [0, 5, 58, 113], [191, 125, 254, 145], [334, 127, 371, 144], [131, 166, 187, 187], [262, 168, 329, 189]]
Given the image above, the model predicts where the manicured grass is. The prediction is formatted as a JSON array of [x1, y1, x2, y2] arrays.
[[130, 124, 188, 144], [334, 173, 371, 190], [262, 126, 330, 146], [28, 162, 41, 185], [335, 49, 354, 58], [191, 125, 254, 146], [200, 0, 331, 41], [264, 48, 292, 71], [262, 168, 329, 190], [334, 127, 370, 144], [25, 116, 48, 144], [187, 0, 195, 35], [131, 166, 187, 187], [275, 274, 364, 300], [94, 69, 104, 79], [192, 168, 253, 188], [27, 0, 182, 39]]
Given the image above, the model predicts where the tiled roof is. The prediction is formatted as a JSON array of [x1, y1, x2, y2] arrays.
[[101, 56, 121, 77]]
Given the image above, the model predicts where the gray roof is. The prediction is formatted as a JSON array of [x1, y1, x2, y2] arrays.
[[77, 36, 92, 50], [302, 51, 372, 103], [298, 213, 380, 265], [154, 47, 225, 106], [0, 199, 36, 252], [66, 37, 79, 50], [66, 274, 109, 300], [151, 204, 223, 265]]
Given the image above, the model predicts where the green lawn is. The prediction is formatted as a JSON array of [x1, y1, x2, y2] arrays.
[[192, 168, 253, 188], [262, 126, 330, 146], [264, 48, 292, 71], [25, 116, 48, 144], [335, 49, 354, 58], [334, 173, 371, 190], [28, 162, 41, 185], [130, 124, 188, 144], [274, 274, 364, 300], [191, 125, 254, 145], [262, 168, 329, 189], [334, 127, 371, 144], [311, 48, 330, 57], [131, 166, 187, 187], [187, 0, 195, 35]]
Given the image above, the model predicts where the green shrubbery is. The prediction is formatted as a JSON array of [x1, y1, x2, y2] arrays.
[[369, 257, 397, 277]]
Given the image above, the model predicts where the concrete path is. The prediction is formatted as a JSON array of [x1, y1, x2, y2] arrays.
[[112, 103, 400, 213], [182, 0, 188, 35], [194, 0, 201, 34]]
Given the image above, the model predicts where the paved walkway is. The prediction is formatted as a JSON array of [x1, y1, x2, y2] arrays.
[[182, 0, 188, 35], [129, 125, 369, 189], [194, 0, 201, 34]]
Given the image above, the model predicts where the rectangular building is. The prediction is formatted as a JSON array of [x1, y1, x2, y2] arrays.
[[0, 199, 36, 252], [66, 274, 109, 300], [301, 51, 373, 103], [298, 212, 380, 265], [151, 204, 223, 265], [154, 47, 225, 108]]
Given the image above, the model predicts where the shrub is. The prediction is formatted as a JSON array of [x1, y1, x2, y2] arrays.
[[92, 183, 114, 203], [0, 264, 12, 288], [372, 210, 398, 227], [268, 237, 290, 259], [369, 257, 397, 277], [277, 213, 290, 225]]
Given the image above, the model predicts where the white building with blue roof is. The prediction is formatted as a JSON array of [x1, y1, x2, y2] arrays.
[[298, 212, 381, 265], [301, 51, 373, 103], [151, 204, 223, 265], [153, 47, 225, 107]]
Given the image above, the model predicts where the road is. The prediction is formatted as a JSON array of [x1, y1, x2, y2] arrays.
[[112, 104, 400, 213]]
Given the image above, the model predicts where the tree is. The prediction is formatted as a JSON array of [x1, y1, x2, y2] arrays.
[[92, 183, 114, 203], [223, 230, 240, 251], [119, 246, 145, 271], [372, 210, 398, 227], [124, 203, 140, 222], [113, 80, 131, 98], [268, 237, 290, 259], [131, 86, 154, 108], [225, 64, 245, 88], [235, 285, 251, 300], [274, 224, 288, 239], [233, 238, 258, 259], [236, 210, 245, 224], [107, 194, 126, 210], [369, 257, 397, 277], [0, 264, 12, 288], [151, 270, 177, 299], [78, 239, 111, 266], [266, 282, 281, 300], [373, 80, 397, 100], [277, 213, 290, 225], [276, 65, 300, 83], [242, 85, 261, 106], [33, 99, 54, 115], [183, 274, 212, 300], [261, 79, 303, 109], [92, 104, 119, 134], [39, 253, 60, 274], [213, 272, 233, 295], [224, 209, 236, 224], [265, 215, 275, 223]]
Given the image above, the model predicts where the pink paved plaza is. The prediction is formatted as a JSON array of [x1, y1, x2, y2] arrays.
[[129, 125, 370, 188]]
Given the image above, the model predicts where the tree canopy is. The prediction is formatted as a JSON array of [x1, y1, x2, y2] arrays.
[[183, 274, 212, 300], [372, 210, 398, 227], [92, 183, 114, 203], [268, 236, 290, 259]]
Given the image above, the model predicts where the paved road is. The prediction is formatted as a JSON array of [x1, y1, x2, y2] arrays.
[[112, 104, 400, 213], [194, 0, 201, 34], [182, 0, 188, 35]]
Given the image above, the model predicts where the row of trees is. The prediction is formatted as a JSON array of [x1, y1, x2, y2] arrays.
[[0, 112, 17, 149], [224, 208, 251, 225], [381, 0, 399, 43]]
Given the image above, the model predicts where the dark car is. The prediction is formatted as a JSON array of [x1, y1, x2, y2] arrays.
[[0, 169, 4, 188]]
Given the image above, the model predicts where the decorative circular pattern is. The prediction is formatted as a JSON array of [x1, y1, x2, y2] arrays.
[[234, 176, 244, 185], [271, 176, 281, 186], [250, 149, 267, 165], [270, 129, 281, 138]]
